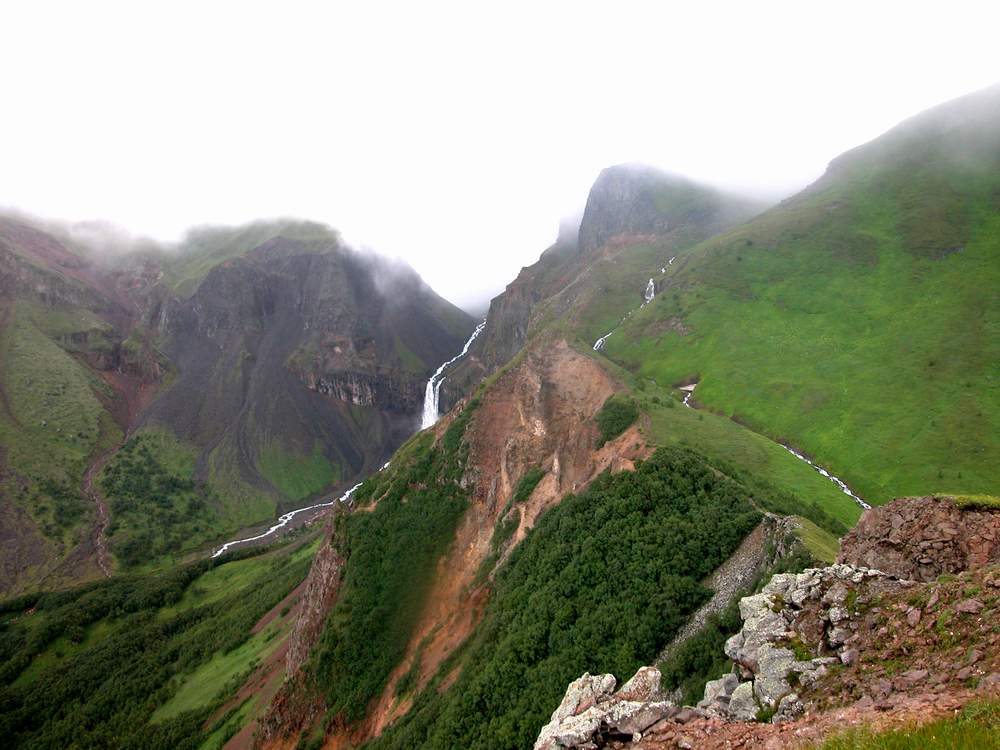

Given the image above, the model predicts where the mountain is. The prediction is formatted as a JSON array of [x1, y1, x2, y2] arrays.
[[4, 86, 1000, 750], [0, 217, 474, 591], [448, 165, 765, 389], [600, 84, 1000, 504]]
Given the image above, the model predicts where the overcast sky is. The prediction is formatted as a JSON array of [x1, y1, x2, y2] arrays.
[[3, 1, 998, 310]]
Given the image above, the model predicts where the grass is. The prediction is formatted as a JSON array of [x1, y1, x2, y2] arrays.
[[793, 516, 840, 563], [813, 698, 1000, 749], [258, 441, 340, 501], [640, 390, 861, 527], [947, 494, 1000, 511], [162, 220, 340, 297], [598, 98, 1000, 505], [157, 537, 319, 620], [152, 617, 285, 720]]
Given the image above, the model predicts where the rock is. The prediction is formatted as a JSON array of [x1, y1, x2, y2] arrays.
[[534, 672, 676, 749], [827, 625, 852, 647], [753, 645, 795, 707], [828, 605, 849, 623], [968, 648, 983, 664], [840, 648, 860, 666], [955, 598, 984, 614], [774, 692, 804, 723], [839, 496, 1000, 580], [615, 666, 663, 702], [726, 681, 759, 721], [906, 607, 922, 626], [898, 668, 929, 687], [872, 678, 893, 697], [822, 582, 850, 606], [855, 694, 875, 709], [698, 673, 739, 708]]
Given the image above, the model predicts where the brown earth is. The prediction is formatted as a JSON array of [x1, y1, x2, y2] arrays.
[[255, 337, 652, 749]]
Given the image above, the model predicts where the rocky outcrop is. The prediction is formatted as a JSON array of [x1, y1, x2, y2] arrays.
[[286, 529, 346, 675], [577, 165, 761, 256], [839, 496, 1000, 581], [705, 563, 901, 722], [535, 668, 702, 749]]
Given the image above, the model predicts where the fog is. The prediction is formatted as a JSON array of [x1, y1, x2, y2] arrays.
[[2, 1, 998, 311]]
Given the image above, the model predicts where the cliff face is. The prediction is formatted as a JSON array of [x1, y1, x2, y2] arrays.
[[577, 164, 762, 256], [0, 215, 474, 593], [535, 496, 1000, 749], [255, 335, 652, 748], [145, 239, 474, 507], [448, 165, 763, 393]]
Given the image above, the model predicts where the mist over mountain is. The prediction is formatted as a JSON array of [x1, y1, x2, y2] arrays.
[[2, 18, 999, 747]]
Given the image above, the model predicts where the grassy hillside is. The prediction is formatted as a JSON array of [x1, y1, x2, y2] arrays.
[[601, 85, 1000, 504], [0, 535, 317, 749]]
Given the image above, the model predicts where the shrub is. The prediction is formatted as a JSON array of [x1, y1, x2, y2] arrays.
[[595, 396, 639, 447]]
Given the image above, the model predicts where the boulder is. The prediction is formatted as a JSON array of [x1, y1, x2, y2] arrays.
[[726, 681, 759, 721]]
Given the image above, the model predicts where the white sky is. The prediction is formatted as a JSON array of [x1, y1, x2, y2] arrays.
[[2, 1, 998, 311]]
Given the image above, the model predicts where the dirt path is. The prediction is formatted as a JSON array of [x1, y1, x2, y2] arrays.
[[81, 441, 122, 577]]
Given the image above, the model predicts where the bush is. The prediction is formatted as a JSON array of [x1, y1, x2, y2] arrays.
[[595, 395, 639, 447], [513, 467, 545, 503]]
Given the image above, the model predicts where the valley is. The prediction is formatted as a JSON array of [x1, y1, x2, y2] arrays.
[[2, 83, 999, 750]]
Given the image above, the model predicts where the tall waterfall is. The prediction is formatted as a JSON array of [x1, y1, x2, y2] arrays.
[[421, 320, 487, 429], [644, 278, 655, 303]]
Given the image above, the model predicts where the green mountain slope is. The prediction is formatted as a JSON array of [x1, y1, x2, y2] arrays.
[[601, 84, 1000, 503], [0, 215, 475, 592]]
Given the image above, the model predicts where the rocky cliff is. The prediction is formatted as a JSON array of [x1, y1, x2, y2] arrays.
[[448, 165, 763, 392], [0, 215, 475, 593], [535, 496, 1000, 749]]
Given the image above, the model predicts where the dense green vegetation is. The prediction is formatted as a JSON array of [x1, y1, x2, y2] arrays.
[[101, 430, 222, 567], [595, 394, 639, 446], [367, 447, 761, 749], [312, 402, 478, 720], [0, 303, 121, 568], [0, 540, 314, 749], [814, 697, 1000, 749], [602, 89, 1000, 504], [658, 531, 822, 705], [513, 466, 545, 502], [660, 598, 743, 705], [258, 441, 340, 502]]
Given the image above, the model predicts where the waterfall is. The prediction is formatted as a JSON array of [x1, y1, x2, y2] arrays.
[[421, 319, 487, 429], [644, 278, 655, 303], [780, 444, 871, 509], [593, 331, 614, 351]]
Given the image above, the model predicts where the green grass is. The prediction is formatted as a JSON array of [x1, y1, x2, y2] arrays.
[[257, 441, 339, 501], [162, 220, 340, 297], [595, 394, 639, 446], [0, 538, 316, 748], [793, 516, 840, 563], [640, 391, 861, 527], [157, 537, 319, 620], [603, 129, 1000, 505], [152, 618, 285, 720], [0, 303, 120, 486], [813, 698, 1000, 749], [947, 494, 1000, 511]]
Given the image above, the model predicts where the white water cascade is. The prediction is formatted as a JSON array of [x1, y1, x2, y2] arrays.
[[211, 481, 362, 559], [593, 276, 661, 351], [421, 319, 487, 429], [780, 444, 871, 509]]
